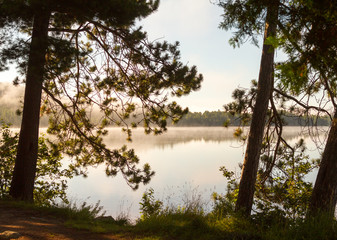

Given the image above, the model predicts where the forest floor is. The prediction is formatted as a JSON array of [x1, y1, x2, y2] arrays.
[[0, 203, 135, 240]]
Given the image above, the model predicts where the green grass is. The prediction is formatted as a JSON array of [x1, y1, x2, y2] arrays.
[[133, 209, 337, 240], [1, 199, 337, 240], [133, 209, 269, 240], [1, 198, 104, 221]]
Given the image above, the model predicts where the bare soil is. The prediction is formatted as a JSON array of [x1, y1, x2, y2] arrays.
[[0, 203, 133, 240]]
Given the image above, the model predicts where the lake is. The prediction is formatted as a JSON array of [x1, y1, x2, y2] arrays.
[[65, 126, 328, 219]]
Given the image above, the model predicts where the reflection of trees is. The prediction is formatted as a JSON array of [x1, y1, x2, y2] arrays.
[[103, 127, 329, 150]]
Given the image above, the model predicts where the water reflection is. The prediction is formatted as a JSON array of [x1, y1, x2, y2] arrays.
[[104, 126, 327, 150], [67, 126, 328, 219]]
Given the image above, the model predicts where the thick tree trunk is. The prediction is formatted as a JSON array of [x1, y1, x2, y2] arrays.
[[10, 11, 50, 201], [308, 111, 337, 218], [235, 2, 279, 216]]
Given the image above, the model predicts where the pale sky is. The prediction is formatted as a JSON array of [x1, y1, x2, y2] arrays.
[[0, 0, 279, 112], [140, 0, 264, 112]]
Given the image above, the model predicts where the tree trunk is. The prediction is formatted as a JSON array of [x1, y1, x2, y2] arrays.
[[308, 111, 337, 218], [10, 11, 50, 201], [235, 2, 279, 216]]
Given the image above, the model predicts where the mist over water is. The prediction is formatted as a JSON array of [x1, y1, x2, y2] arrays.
[[66, 126, 328, 219], [0, 82, 24, 106]]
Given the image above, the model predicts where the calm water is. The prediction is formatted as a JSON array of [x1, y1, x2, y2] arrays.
[[65, 127, 328, 218]]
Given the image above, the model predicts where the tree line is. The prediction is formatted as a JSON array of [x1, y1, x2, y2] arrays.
[[174, 110, 330, 127], [0, 105, 21, 126], [1, 104, 330, 128], [0, 104, 50, 127]]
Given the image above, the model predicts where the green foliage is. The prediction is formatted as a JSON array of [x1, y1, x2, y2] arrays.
[[210, 192, 236, 220], [218, 139, 318, 222], [135, 213, 216, 240], [271, 0, 337, 104], [0, 122, 70, 205], [256, 139, 318, 219], [56, 200, 132, 232], [214, 167, 239, 219], [286, 213, 337, 240], [137, 188, 219, 240], [223, 80, 257, 129], [139, 186, 206, 221], [0, 122, 17, 197], [264, 35, 286, 49], [140, 188, 163, 219], [62, 201, 105, 222], [218, 0, 267, 47], [276, 61, 309, 95]]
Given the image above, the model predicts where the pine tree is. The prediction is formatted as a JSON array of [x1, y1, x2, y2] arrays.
[[219, 0, 279, 215], [283, 0, 337, 218], [269, 0, 337, 217], [0, 0, 203, 201], [220, 0, 337, 218]]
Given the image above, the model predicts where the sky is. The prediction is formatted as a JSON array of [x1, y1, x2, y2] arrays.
[[139, 0, 264, 112], [0, 0, 279, 112]]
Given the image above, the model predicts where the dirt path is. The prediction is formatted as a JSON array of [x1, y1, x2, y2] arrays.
[[0, 203, 132, 240]]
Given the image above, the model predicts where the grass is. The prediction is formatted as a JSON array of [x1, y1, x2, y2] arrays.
[[1, 196, 337, 240]]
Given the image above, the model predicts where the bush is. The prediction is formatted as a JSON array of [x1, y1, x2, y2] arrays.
[[0, 122, 71, 205]]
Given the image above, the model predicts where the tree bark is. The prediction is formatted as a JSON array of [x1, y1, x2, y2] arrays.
[[235, 2, 279, 216], [308, 111, 337, 217], [10, 10, 50, 201]]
